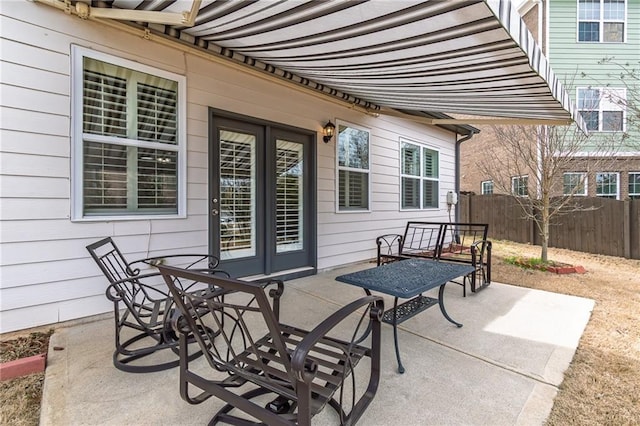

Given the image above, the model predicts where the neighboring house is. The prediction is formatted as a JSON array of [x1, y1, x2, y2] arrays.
[[0, 0, 581, 333], [461, 0, 640, 199]]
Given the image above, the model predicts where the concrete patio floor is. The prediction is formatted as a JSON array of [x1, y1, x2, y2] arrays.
[[40, 262, 594, 425]]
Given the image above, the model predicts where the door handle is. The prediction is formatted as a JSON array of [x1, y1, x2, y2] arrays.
[[212, 209, 219, 216]]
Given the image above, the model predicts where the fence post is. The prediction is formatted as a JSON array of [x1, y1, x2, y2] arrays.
[[624, 199, 631, 259]]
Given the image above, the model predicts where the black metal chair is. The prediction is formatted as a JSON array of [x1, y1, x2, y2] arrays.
[[86, 237, 229, 373], [158, 264, 384, 426]]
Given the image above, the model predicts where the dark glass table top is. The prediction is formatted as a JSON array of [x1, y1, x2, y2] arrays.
[[335, 258, 475, 298]]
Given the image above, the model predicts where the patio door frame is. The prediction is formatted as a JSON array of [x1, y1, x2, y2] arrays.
[[208, 108, 317, 279]]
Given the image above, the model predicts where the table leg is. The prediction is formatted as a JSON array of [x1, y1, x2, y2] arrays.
[[391, 297, 405, 374], [438, 284, 462, 328]]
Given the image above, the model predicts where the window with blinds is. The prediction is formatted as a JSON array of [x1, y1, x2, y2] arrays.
[[400, 140, 439, 210], [337, 121, 370, 212], [276, 141, 303, 253], [219, 132, 256, 259], [74, 50, 183, 219]]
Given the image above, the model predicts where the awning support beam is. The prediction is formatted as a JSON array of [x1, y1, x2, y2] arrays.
[[36, 0, 202, 26]]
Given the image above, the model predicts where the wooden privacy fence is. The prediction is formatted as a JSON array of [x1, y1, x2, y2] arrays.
[[459, 194, 640, 260]]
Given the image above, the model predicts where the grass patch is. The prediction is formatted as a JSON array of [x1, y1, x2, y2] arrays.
[[0, 373, 45, 426]]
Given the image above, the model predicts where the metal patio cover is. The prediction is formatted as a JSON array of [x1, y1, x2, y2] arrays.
[[53, 0, 586, 130]]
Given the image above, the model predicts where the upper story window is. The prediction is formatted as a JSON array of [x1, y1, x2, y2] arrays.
[[596, 172, 619, 199], [563, 172, 588, 196], [629, 172, 640, 199], [512, 175, 529, 197], [400, 139, 440, 209], [337, 120, 370, 212], [72, 46, 186, 220], [578, 0, 626, 42], [577, 87, 626, 132], [481, 180, 494, 195]]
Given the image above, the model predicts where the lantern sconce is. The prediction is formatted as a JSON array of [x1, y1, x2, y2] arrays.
[[322, 121, 336, 143]]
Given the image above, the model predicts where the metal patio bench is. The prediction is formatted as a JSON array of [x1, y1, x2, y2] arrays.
[[438, 222, 492, 296], [376, 221, 492, 296], [158, 264, 384, 426], [86, 237, 229, 373]]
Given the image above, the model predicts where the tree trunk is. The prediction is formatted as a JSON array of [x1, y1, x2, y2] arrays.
[[541, 195, 550, 262]]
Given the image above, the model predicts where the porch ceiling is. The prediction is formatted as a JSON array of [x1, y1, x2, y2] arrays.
[[48, 0, 587, 131]]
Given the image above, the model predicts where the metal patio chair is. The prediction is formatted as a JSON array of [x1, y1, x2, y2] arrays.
[[158, 264, 384, 426], [86, 237, 229, 373]]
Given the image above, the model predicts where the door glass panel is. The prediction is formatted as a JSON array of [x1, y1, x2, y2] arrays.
[[219, 130, 256, 259], [276, 140, 303, 253]]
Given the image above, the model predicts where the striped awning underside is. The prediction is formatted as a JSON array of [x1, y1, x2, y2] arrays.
[[72, 0, 587, 131]]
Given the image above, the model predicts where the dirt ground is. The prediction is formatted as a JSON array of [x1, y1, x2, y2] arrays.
[[490, 240, 640, 426], [1, 241, 638, 425]]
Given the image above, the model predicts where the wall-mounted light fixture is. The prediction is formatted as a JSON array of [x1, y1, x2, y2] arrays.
[[323, 121, 336, 143]]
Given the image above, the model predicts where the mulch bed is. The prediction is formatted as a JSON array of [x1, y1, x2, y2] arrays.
[[0, 331, 52, 364]]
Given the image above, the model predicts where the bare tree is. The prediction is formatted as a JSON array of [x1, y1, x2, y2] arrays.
[[596, 58, 640, 144], [477, 123, 621, 262]]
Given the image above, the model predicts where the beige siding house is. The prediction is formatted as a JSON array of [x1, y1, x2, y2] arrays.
[[0, 0, 581, 333]]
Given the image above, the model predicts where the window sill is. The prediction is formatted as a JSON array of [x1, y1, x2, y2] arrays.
[[71, 213, 187, 222]]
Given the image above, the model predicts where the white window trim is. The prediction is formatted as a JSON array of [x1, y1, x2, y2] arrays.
[[576, 0, 627, 43], [511, 175, 529, 197], [71, 45, 187, 221], [629, 172, 640, 198], [595, 172, 620, 199], [335, 119, 371, 213], [563, 172, 588, 196], [481, 180, 493, 195], [399, 138, 440, 211], [576, 87, 626, 133]]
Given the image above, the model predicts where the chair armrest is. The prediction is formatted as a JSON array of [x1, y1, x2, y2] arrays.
[[131, 253, 222, 270], [105, 272, 169, 302], [290, 295, 384, 382], [254, 278, 284, 319], [291, 296, 383, 424]]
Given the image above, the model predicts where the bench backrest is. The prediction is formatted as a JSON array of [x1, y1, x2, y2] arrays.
[[439, 222, 489, 263], [400, 222, 446, 258]]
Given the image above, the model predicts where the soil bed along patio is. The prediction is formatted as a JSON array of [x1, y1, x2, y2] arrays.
[[505, 255, 587, 274], [0, 329, 52, 426]]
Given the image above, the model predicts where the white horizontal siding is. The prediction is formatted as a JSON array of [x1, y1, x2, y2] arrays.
[[0, 130, 69, 157], [0, 0, 461, 332]]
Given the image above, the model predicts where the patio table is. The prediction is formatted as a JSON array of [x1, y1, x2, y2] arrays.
[[335, 258, 475, 373]]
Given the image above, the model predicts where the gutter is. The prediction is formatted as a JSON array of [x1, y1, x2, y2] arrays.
[[455, 131, 479, 222]]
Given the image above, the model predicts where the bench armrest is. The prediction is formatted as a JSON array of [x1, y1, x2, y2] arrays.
[[470, 240, 492, 264], [376, 234, 403, 266]]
